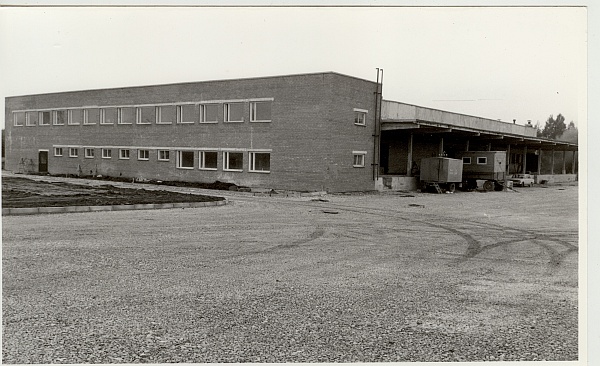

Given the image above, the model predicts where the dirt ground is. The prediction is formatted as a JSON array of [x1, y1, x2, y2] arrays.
[[2, 180, 579, 363], [1, 177, 224, 208]]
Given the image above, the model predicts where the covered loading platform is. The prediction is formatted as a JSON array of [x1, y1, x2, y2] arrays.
[[376, 100, 578, 191]]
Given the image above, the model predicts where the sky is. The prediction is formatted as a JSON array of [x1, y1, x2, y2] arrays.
[[0, 5, 588, 130]]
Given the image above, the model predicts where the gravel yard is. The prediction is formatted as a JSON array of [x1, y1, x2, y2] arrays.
[[2, 182, 579, 363]]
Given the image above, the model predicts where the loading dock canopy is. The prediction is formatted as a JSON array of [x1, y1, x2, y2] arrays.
[[381, 100, 578, 152]]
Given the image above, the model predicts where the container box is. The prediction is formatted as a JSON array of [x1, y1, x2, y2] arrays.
[[420, 157, 463, 183]]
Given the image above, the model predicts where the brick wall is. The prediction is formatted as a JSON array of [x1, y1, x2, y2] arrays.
[[5, 72, 378, 192]]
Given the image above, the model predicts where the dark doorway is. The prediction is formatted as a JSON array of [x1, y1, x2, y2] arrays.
[[38, 151, 48, 173]]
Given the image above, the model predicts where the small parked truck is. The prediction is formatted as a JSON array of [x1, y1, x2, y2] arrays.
[[459, 151, 507, 191], [419, 157, 463, 193]]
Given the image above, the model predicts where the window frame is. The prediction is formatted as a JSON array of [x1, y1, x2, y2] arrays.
[[101, 148, 112, 159], [354, 108, 368, 126], [462, 157, 472, 164], [69, 147, 79, 157], [200, 104, 219, 123], [68, 110, 81, 125], [199, 151, 218, 171], [13, 112, 25, 126], [352, 151, 367, 168], [224, 102, 245, 123], [157, 150, 170, 162], [53, 110, 67, 126], [223, 151, 244, 172], [100, 108, 117, 125], [249, 151, 271, 173], [136, 106, 153, 125], [477, 157, 488, 165], [39, 111, 51, 126], [138, 149, 150, 161], [83, 109, 99, 125], [176, 150, 195, 169], [84, 148, 95, 159], [156, 106, 174, 124], [250, 101, 272, 123], [118, 107, 135, 125], [54, 147, 63, 157], [26, 111, 37, 126], [119, 149, 130, 160], [176, 104, 196, 124]]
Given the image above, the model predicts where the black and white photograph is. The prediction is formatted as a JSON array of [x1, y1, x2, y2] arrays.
[[0, 1, 594, 364]]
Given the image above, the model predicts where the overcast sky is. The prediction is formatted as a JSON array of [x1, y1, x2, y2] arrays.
[[0, 5, 587, 129]]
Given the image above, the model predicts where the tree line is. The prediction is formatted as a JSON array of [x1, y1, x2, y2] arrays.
[[535, 114, 577, 143]]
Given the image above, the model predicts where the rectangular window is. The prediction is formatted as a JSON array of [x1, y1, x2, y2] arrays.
[[119, 107, 135, 124], [54, 110, 67, 125], [462, 157, 472, 164], [84, 108, 99, 125], [102, 148, 112, 159], [354, 109, 368, 126], [137, 106, 154, 124], [39, 111, 51, 126], [69, 147, 78, 157], [26, 111, 38, 126], [158, 150, 170, 161], [54, 147, 63, 156], [250, 101, 272, 122], [353, 151, 367, 167], [177, 104, 197, 124], [223, 151, 243, 171], [157, 105, 175, 124], [69, 110, 82, 125], [84, 148, 95, 158], [101, 108, 117, 124], [249, 152, 271, 173], [199, 151, 218, 170], [177, 151, 195, 169], [13, 112, 25, 126], [138, 149, 149, 161], [201, 104, 219, 123], [477, 157, 487, 165], [224, 103, 244, 122], [119, 149, 130, 160]]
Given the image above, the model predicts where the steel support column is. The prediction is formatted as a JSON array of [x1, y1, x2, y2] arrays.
[[506, 144, 511, 175], [522, 146, 527, 174], [537, 149, 542, 175], [407, 133, 413, 177], [439, 137, 444, 156], [551, 150, 555, 174], [562, 150, 566, 174]]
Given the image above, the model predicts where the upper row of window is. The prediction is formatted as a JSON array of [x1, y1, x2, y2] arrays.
[[13, 101, 273, 127]]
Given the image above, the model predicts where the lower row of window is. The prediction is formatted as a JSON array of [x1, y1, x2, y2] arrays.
[[53, 147, 271, 173]]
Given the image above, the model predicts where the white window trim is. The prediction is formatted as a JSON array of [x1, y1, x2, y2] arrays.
[[224, 103, 245, 123], [137, 149, 150, 161], [200, 104, 219, 123], [53, 110, 66, 126], [119, 149, 130, 160], [118, 107, 133, 125], [248, 151, 271, 173], [352, 151, 367, 168], [354, 108, 368, 126], [156, 106, 173, 124], [477, 157, 488, 165], [68, 110, 79, 125], [84, 148, 95, 159], [69, 148, 79, 158], [157, 150, 170, 162], [13, 112, 24, 126], [100, 108, 115, 125], [136, 107, 152, 125], [176, 150, 195, 170], [223, 151, 244, 172], [101, 148, 112, 159], [39, 111, 51, 126], [176, 105, 196, 124], [463, 157, 472, 164], [199, 151, 218, 171], [83, 109, 97, 125], [54, 147, 63, 157], [25, 112, 36, 126], [250, 101, 272, 123]]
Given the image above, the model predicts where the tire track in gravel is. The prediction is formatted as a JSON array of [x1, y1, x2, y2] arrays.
[[253, 199, 578, 268]]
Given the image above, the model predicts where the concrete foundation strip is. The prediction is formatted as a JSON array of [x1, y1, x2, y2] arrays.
[[2, 199, 228, 216]]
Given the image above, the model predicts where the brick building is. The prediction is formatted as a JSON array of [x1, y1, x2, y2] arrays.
[[4, 72, 578, 192]]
